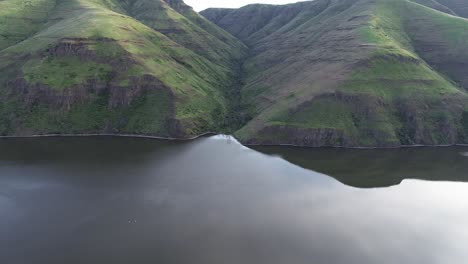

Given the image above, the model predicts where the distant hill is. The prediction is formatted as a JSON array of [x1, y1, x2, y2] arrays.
[[1, 0, 468, 147]]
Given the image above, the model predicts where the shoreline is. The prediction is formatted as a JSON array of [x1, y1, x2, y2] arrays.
[[1, 133, 468, 150], [0, 133, 468, 149], [0, 132, 217, 141], [244, 142, 468, 150]]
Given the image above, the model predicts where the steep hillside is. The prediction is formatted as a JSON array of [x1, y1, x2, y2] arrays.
[[411, 0, 456, 15], [203, 0, 468, 147], [0, 0, 246, 137]]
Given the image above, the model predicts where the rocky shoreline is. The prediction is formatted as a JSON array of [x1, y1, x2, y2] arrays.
[[2, 133, 468, 150]]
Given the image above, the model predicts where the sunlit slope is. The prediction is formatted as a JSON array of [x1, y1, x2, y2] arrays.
[[0, 0, 246, 137], [118, 0, 244, 65], [203, 0, 468, 147], [0, 0, 57, 51]]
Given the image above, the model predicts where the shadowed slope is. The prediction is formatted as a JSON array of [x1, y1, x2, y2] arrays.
[[435, 0, 468, 18]]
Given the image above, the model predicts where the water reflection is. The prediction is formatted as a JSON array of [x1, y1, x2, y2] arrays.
[[252, 145, 468, 187], [0, 136, 467, 264]]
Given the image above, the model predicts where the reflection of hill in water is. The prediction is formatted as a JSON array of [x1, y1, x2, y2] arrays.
[[252, 146, 468, 188], [2, 136, 468, 189]]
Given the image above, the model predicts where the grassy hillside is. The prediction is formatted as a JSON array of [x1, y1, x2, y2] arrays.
[[411, 0, 456, 15], [0, 0, 56, 51], [0, 0, 247, 137], [2, 0, 468, 147], [203, 0, 468, 147]]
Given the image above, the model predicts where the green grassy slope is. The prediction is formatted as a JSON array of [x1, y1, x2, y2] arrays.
[[119, 0, 243, 65], [203, 0, 468, 147], [0, 0, 57, 51], [0, 0, 247, 137]]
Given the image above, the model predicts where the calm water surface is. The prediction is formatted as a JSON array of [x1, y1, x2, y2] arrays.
[[1, 136, 468, 264]]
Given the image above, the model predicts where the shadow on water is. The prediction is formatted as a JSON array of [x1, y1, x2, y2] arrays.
[[251, 145, 468, 188]]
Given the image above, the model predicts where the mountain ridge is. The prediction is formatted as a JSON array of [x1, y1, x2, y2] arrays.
[[1, 0, 468, 147]]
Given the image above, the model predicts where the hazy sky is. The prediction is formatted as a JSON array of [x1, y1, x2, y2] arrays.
[[184, 0, 303, 12]]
